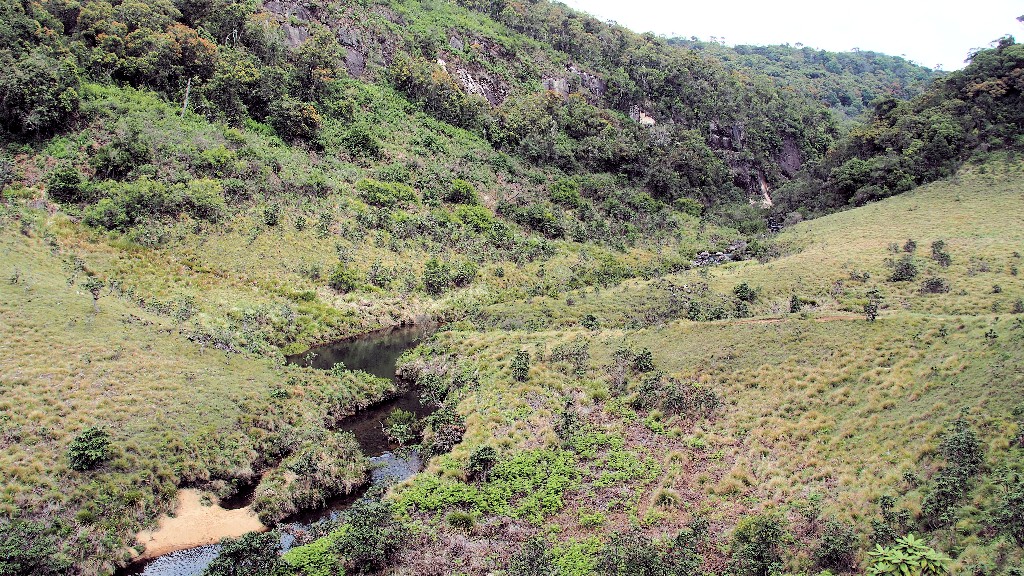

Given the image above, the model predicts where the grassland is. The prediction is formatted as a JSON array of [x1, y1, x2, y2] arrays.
[[364, 161, 1024, 575]]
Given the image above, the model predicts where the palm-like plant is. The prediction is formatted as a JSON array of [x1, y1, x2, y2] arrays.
[[867, 534, 949, 576]]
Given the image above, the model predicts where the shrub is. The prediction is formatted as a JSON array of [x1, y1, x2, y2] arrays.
[[734, 282, 756, 303], [903, 239, 917, 253], [597, 529, 703, 576], [68, 426, 110, 471], [675, 197, 703, 217], [815, 519, 859, 572], [383, 409, 419, 446], [550, 178, 582, 207], [328, 263, 360, 293], [261, 203, 281, 227], [340, 124, 381, 157], [450, 260, 478, 287], [921, 417, 984, 527], [931, 240, 951, 267], [202, 531, 281, 576], [467, 445, 498, 481], [633, 348, 654, 372], [867, 534, 948, 576], [920, 277, 950, 294], [890, 256, 918, 282], [422, 257, 451, 295], [269, 96, 321, 142], [996, 478, 1024, 546], [581, 313, 600, 330], [366, 259, 393, 289], [46, 163, 85, 203], [509, 536, 557, 576], [455, 204, 495, 232], [446, 510, 475, 532], [790, 294, 803, 313], [0, 519, 71, 575], [447, 179, 479, 204], [422, 404, 465, 457], [334, 494, 407, 573], [511, 350, 530, 382], [730, 511, 789, 576], [356, 178, 416, 209]]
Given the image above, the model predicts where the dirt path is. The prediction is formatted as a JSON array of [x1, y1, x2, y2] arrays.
[[134, 489, 267, 560]]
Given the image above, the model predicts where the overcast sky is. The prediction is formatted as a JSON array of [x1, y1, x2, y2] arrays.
[[563, 0, 1023, 70]]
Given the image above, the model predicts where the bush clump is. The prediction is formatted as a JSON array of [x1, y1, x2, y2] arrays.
[[356, 178, 416, 209], [334, 493, 407, 573], [447, 179, 479, 204], [511, 350, 530, 382], [202, 531, 281, 576], [815, 519, 859, 572], [67, 426, 111, 471], [328, 263, 360, 293], [920, 277, 950, 294], [730, 511, 789, 576], [890, 256, 918, 282]]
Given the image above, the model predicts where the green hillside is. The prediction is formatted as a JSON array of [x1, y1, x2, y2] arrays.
[[1, 0, 1023, 574]]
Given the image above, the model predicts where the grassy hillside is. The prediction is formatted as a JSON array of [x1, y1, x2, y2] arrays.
[[276, 159, 1024, 576]]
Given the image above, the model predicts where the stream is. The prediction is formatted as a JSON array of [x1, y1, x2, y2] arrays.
[[120, 324, 435, 576]]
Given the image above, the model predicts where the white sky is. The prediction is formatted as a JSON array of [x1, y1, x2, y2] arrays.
[[562, 0, 1024, 70]]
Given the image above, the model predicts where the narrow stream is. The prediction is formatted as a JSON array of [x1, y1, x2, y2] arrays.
[[120, 324, 435, 576]]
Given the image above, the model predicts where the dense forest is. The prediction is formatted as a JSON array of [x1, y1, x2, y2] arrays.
[[1, 0, 1023, 575]]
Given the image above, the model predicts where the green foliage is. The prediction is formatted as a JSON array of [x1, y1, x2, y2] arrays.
[[890, 256, 919, 282], [921, 417, 984, 527], [269, 97, 322, 142], [423, 257, 451, 296], [454, 204, 495, 232], [67, 426, 110, 471], [511, 350, 530, 382], [509, 536, 558, 576], [632, 348, 654, 373], [328, 263, 360, 293], [447, 179, 479, 204], [0, 519, 72, 575], [581, 313, 600, 330], [281, 533, 342, 576], [674, 197, 704, 217], [730, 511, 789, 576], [734, 282, 757, 303], [790, 294, 803, 313], [356, 179, 416, 209], [334, 494, 407, 573], [0, 48, 80, 135], [867, 534, 949, 576], [201, 531, 281, 576], [931, 240, 952, 267], [383, 408, 419, 446], [550, 178, 582, 208], [996, 476, 1024, 546], [467, 445, 498, 481], [597, 528, 704, 576], [46, 163, 85, 204], [82, 178, 226, 231], [446, 510, 475, 531], [815, 519, 859, 572]]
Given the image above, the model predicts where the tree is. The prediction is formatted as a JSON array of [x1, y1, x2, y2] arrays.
[[81, 275, 108, 312], [997, 476, 1024, 546], [0, 48, 80, 135]]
